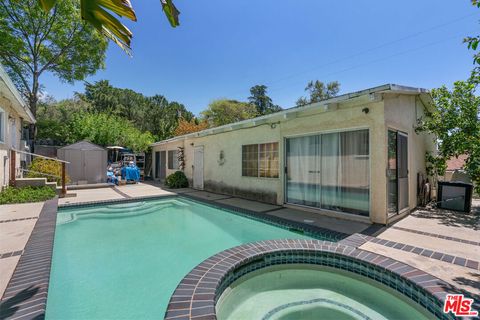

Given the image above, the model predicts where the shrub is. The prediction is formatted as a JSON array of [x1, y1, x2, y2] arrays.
[[26, 158, 70, 185], [0, 186, 56, 205], [165, 171, 188, 188]]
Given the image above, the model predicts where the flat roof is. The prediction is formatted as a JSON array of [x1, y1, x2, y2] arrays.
[[152, 83, 430, 146]]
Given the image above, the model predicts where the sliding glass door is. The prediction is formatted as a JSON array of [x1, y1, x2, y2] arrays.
[[286, 129, 370, 216]]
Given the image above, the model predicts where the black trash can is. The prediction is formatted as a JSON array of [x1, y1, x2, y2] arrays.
[[437, 181, 473, 212]]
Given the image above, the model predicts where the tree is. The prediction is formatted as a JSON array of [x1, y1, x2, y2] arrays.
[[36, 96, 91, 144], [248, 85, 282, 115], [68, 112, 154, 152], [296, 80, 340, 106], [37, 0, 179, 54], [83, 80, 193, 140], [0, 0, 107, 119], [416, 79, 480, 193], [174, 117, 209, 136], [465, 0, 480, 71], [201, 99, 258, 127]]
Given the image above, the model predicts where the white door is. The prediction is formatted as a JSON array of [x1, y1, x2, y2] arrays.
[[193, 146, 204, 190]]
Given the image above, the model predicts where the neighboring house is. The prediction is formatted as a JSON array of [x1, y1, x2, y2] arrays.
[[152, 84, 435, 225], [443, 154, 469, 183], [0, 64, 36, 190]]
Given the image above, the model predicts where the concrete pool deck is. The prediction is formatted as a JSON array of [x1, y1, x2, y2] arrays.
[[0, 202, 44, 298], [1, 183, 479, 316]]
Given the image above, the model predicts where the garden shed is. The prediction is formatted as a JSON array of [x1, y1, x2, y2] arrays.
[[58, 140, 107, 184]]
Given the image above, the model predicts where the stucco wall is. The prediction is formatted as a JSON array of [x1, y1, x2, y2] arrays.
[[0, 95, 24, 190], [152, 93, 433, 224], [383, 94, 434, 223]]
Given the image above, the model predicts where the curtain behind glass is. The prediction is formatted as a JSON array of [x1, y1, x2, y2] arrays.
[[286, 135, 321, 207]]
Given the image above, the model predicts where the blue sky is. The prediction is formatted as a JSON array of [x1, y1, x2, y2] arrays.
[[42, 0, 479, 115]]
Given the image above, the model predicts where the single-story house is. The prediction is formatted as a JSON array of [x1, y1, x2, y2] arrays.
[[151, 84, 435, 225], [0, 64, 36, 191]]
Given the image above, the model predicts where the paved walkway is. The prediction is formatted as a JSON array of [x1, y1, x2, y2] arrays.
[[358, 206, 480, 296], [0, 202, 44, 298]]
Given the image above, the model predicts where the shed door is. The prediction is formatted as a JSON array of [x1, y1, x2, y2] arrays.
[[193, 146, 204, 190], [85, 151, 103, 183]]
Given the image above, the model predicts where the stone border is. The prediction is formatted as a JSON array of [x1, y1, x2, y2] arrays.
[[0, 197, 58, 320], [366, 235, 480, 271], [391, 225, 480, 246], [0, 217, 38, 224], [165, 239, 464, 320]]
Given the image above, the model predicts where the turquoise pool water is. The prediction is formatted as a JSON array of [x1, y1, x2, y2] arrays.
[[45, 198, 312, 319], [217, 265, 433, 320]]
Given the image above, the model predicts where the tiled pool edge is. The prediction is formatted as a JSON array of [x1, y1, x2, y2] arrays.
[[58, 194, 348, 242], [179, 193, 347, 241], [0, 197, 58, 320], [164, 239, 460, 320]]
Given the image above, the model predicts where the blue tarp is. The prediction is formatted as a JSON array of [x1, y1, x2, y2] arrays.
[[121, 166, 140, 182]]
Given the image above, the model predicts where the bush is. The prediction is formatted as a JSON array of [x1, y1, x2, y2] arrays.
[[26, 158, 70, 185], [0, 186, 56, 205], [165, 171, 188, 188]]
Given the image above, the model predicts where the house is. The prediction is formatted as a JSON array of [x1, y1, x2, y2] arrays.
[[151, 84, 435, 225], [443, 154, 470, 183], [0, 64, 36, 191]]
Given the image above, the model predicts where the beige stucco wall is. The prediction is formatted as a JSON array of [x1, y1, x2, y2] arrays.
[[0, 95, 24, 190], [152, 93, 433, 224], [383, 94, 435, 223]]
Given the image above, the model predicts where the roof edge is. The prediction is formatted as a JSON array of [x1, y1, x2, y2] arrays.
[[151, 83, 431, 146]]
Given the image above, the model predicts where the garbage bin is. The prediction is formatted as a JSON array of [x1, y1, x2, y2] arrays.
[[437, 181, 473, 212]]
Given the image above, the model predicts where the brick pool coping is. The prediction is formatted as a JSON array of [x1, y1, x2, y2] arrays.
[[164, 239, 460, 320], [0, 197, 58, 320]]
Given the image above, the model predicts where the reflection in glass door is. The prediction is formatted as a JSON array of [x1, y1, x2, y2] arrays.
[[388, 130, 408, 216], [285, 129, 370, 216]]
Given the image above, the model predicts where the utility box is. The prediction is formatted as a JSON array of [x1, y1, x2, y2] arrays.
[[437, 181, 473, 213], [58, 140, 107, 185]]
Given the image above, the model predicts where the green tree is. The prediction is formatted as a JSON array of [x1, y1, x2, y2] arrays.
[[296, 80, 340, 106], [0, 0, 107, 117], [416, 79, 480, 193], [201, 99, 258, 127], [68, 112, 154, 152], [37, 0, 179, 54], [36, 96, 91, 144], [83, 81, 193, 140], [248, 85, 282, 115]]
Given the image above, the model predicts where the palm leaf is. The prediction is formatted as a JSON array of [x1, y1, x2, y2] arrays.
[[38, 0, 179, 54], [160, 0, 180, 27]]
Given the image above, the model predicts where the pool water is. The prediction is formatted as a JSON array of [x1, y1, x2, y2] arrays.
[[216, 265, 433, 320], [45, 198, 312, 319]]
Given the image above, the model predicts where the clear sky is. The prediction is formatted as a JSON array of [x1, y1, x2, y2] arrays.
[[41, 0, 479, 115]]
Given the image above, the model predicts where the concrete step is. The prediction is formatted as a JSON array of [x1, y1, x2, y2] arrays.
[[45, 181, 58, 192], [15, 178, 47, 188]]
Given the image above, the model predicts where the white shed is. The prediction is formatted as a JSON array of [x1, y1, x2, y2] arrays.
[[58, 141, 107, 184]]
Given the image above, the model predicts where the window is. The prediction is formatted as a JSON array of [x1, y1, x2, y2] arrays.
[[168, 150, 179, 170], [242, 142, 279, 178], [0, 108, 4, 143]]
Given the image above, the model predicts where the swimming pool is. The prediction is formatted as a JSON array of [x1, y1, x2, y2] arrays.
[[45, 197, 318, 319], [216, 265, 433, 320]]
